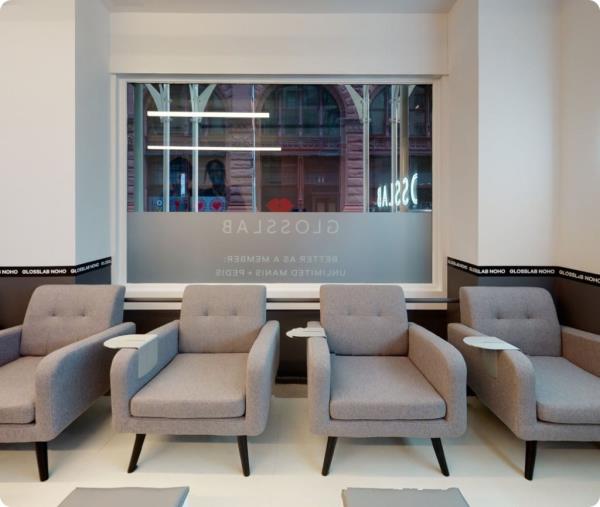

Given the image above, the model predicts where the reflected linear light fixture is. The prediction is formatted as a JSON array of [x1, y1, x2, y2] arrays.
[[148, 145, 282, 152], [148, 111, 269, 119]]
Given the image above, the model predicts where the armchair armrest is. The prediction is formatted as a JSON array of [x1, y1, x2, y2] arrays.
[[448, 323, 537, 437], [408, 323, 466, 432], [562, 326, 600, 377], [245, 321, 280, 436], [447, 322, 485, 346], [35, 321, 135, 441], [0, 325, 22, 367], [110, 320, 179, 429], [495, 349, 537, 434], [307, 336, 331, 434]]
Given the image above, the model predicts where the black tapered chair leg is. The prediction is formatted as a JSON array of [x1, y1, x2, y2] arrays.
[[322, 437, 338, 476], [237, 436, 250, 477], [524, 440, 537, 480], [431, 438, 450, 476], [35, 442, 49, 482], [128, 434, 146, 473]]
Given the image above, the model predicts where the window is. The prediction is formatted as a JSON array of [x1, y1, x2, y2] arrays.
[[127, 82, 432, 214], [125, 81, 434, 284]]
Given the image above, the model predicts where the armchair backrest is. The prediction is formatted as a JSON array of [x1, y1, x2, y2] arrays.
[[179, 285, 266, 353], [459, 286, 561, 356], [320, 285, 409, 356], [21, 284, 125, 356]]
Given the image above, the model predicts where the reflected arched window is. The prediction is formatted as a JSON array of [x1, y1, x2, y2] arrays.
[[258, 85, 342, 212], [202, 90, 226, 138], [370, 87, 389, 136], [169, 84, 192, 136], [409, 85, 431, 137], [261, 85, 340, 138]]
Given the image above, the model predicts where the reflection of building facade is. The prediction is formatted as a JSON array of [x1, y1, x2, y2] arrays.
[[127, 84, 432, 213]]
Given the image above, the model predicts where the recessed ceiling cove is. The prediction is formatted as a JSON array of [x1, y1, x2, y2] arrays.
[[103, 0, 457, 14]]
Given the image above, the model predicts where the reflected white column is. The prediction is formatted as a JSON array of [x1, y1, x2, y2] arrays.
[[189, 84, 216, 212], [344, 85, 370, 212], [162, 85, 171, 212], [363, 85, 370, 212], [251, 84, 257, 212], [145, 84, 171, 212], [134, 84, 144, 212], [390, 85, 400, 213], [190, 84, 200, 212], [398, 85, 410, 212]]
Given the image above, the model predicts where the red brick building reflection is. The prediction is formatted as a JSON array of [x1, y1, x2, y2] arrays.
[[127, 84, 432, 212]]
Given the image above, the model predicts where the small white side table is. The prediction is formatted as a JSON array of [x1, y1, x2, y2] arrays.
[[463, 336, 519, 378], [104, 334, 159, 377]]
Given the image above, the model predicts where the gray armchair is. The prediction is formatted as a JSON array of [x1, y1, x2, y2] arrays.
[[110, 285, 279, 476], [0, 284, 132, 481], [308, 285, 467, 476], [448, 286, 600, 480]]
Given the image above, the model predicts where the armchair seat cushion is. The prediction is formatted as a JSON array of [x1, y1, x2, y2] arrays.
[[329, 356, 446, 421], [0, 357, 42, 424], [130, 353, 247, 419], [531, 356, 600, 425]]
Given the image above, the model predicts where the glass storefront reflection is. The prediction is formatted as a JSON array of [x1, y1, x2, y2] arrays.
[[126, 82, 433, 214]]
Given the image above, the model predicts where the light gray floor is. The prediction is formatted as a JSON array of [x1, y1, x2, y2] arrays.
[[0, 392, 599, 507]]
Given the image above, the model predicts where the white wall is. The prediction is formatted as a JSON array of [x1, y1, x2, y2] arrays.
[[2, 0, 597, 276], [0, 0, 77, 265], [477, 0, 561, 265], [110, 12, 448, 76], [443, 0, 479, 264], [556, 0, 600, 274], [75, 0, 111, 264]]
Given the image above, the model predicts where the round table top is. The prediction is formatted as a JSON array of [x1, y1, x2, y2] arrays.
[[286, 327, 326, 338], [463, 336, 519, 351], [104, 334, 158, 349]]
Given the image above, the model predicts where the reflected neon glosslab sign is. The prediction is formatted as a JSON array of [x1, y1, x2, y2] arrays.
[[376, 175, 419, 209]]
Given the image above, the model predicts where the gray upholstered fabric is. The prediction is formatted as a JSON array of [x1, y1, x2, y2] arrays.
[[307, 336, 332, 434], [34, 322, 133, 442], [562, 326, 600, 377], [308, 309, 467, 439], [452, 296, 600, 441], [449, 323, 538, 439], [179, 285, 266, 353], [111, 321, 180, 431], [21, 285, 126, 356], [531, 356, 600, 425], [0, 321, 134, 444], [0, 325, 22, 367], [111, 319, 279, 438], [0, 357, 42, 424], [459, 286, 561, 356], [58, 488, 189, 507], [448, 322, 600, 442], [131, 353, 248, 419], [244, 320, 280, 436], [308, 334, 466, 438], [408, 323, 467, 432], [320, 285, 409, 356], [330, 356, 446, 421]]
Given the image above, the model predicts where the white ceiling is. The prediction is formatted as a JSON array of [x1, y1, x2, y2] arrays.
[[104, 0, 457, 14]]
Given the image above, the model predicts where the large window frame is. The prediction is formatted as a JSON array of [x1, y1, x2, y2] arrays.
[[110, 76, 443, 307]]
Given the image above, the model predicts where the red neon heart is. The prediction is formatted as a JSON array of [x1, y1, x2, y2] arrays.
[[266, 197, 294, 212]]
